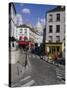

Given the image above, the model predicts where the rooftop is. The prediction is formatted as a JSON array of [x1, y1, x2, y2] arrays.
[[47, 6, 65, 13], [17, 24, 42, 36]]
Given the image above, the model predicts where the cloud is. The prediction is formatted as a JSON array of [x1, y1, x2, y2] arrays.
[[16, 14, 23, 25], [22, 8, 31, 14], [20, 3, 24, 7], [40, 18, 45, 25], [40, 18, 45, 28]]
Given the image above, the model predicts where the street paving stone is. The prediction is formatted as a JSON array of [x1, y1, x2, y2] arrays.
[[12, 75, 35, 87], [11, 49, 65, 87]]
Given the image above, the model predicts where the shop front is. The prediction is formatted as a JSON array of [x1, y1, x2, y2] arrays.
[[45, 43, 62, 60], [17, 40, 34, 50]]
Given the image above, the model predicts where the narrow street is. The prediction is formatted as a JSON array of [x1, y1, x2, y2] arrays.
[[28, 54, 59, 85], [9, 4, 65, 88], [12, 49, 65, 87]]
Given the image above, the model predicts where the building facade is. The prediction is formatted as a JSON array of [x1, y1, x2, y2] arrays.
[[16, 24, 29, 41], [16, 24, 39, 49], [45, 6, 65, 59], [9, 3, 17, 50]]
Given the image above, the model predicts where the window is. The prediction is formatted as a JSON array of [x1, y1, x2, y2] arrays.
[[56, 14, 60, 21], [49, 25, 53, 33], [49, 36, 52, 42], [57, 46, 60, 52], [20, 29, 22, 33], [56, 36, 60, 42], [49, 14, 53, 22], [24, 29, 27, 35], [56, 25, 60, 33], [49, 46, 52, 53], [19, 36, 22, 40], [52, 46, 55, 53]]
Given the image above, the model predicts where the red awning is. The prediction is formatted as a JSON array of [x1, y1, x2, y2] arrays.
[[17, 41, 28, 45], [17, 41, 34, 46]]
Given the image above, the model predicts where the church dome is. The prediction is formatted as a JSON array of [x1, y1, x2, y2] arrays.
[[35, 17, 43, 35]]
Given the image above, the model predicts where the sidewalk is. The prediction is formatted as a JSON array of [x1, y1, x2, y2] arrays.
[[10, 49, 31, 86], [40, 55, 65, 82], [41, 56, 65, 67]]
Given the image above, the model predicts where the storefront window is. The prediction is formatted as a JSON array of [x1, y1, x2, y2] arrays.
[[57, 46, 60, 52], [49, 46, 52, 53], [52, 46, 55, 53]]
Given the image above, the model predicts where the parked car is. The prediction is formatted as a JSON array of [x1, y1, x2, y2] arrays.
[[54, 57, 65, 65]]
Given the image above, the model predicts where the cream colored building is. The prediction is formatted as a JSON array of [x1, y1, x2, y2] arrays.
[[45, 6, 65, 58]]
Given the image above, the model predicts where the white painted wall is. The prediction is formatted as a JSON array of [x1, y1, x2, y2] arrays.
[[11, 4, 16, 38], [46, 11, 65, 43], [16, 27, 30, 41]]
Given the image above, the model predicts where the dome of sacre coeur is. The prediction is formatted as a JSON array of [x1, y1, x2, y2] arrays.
[[35, 17, 43, 34]]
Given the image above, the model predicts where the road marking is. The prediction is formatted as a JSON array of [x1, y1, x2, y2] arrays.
[[57, 74, 62, 77], [22, 80, 35, 86], [12, 76, 31, 87], [57, 76, 62, 79], [12, 75, 31, 87], [20, 76, 31, 82], [12, 83, 18, 87], [56, 71, 62, 74]]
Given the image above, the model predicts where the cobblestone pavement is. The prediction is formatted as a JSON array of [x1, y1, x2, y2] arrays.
[[11, 50, 65, 87]]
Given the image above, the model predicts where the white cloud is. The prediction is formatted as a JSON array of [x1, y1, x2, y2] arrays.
[[20, 3, 24, 7], [22, 8, 31, 14], [40, 18, 45, 25], [16, 14, 23, 25], [40, 18, 46, 29]]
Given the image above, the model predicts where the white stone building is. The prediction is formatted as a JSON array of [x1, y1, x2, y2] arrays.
[[16, 24, 30, 41], [9, 3, 17, 50], [16, 24, 38, 44], [9, 3, 16, 38], [46, 6, 65, 43], [16, 24, 44, 49], [45, 6, 65, 58]]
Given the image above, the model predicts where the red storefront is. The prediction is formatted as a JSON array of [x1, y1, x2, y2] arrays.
[[17, 40, 34, 49], [17, 36, 34, 49]]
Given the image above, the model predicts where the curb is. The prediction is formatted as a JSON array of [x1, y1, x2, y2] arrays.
[[41, 57, 65, 68]]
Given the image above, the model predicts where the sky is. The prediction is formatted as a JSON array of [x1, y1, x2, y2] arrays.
[[14, 3, 57, 27]]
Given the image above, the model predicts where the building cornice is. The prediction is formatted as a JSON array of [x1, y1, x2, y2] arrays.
[[46, 6, 65, 14]]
